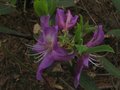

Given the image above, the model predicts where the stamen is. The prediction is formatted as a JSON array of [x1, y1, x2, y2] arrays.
[[34, 50, 48, 63], [28, 53, 42, 56], [89, 59, 101, 67], [34, 53, 44, 59], [90, 53, 108, 58], [28, 50, 46, 56], [90, 54, 102, 58], [89, 57, 99, 62], [34, 57, 43, 63]]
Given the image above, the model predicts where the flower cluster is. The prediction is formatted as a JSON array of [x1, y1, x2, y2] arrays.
[[74, 25, 104, 87], [31, 8, 104, 88]]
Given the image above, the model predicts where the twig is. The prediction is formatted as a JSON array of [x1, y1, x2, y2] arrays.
[[113, 13, 120, 27], [80, 0, 97, 25], [23, 0, 27, 13], [1, 33, 33, 40], [59, 78, 75, 90]]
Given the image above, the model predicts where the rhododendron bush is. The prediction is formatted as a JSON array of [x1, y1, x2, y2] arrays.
[[1, 0, 120, 89]]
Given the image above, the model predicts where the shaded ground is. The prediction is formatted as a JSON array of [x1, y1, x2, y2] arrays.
[[0, 0, 120, 90]]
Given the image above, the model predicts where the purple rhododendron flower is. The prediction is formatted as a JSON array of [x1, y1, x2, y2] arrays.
[[56, 9, 78, 30], [74, 25, 104, 88], [32, 15, 74, 80]]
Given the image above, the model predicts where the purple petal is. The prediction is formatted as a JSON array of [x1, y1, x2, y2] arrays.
[[65, 10, 78, 30], [86, 25, 104, 47], [56, 9, 78, 30], [83, 54, 90, 67], [43, 26, 58, 48], [68, 15, 78, 29], [32, 24, 58, 57], [40, 15, 50, 29], [74, 59, 84, 88], [32, 43, 46, 53], [52, 47, 74, 61], [74, 54, 90, 88], [56, 9, 65, 29], [34, 34, 44, 45], [65, 10, 72, 29], [36, 53, 54, 80]]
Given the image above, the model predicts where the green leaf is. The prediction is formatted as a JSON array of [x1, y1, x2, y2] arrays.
[[0, 5, 15, 15], [56, 0, 74, 7], [100, 58, 120, 78], [0, 26, 31, 39], [34, 0, 48, 16], [47, 0, 57, 15], [107, 29, 120, 39], [74, 15, 83, 44], [86, 45, 114, 53], [112, 0, 120, 12], [34, 0, 57, 16], [80, 73, 100, 90], [83, 21, 95, 35], [75, 45, 88, 54]]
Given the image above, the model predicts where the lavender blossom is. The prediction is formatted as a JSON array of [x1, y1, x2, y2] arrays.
[[56, 9, 78, 30], [74, 25, 104, 88], [32, 16, 74, 80]]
